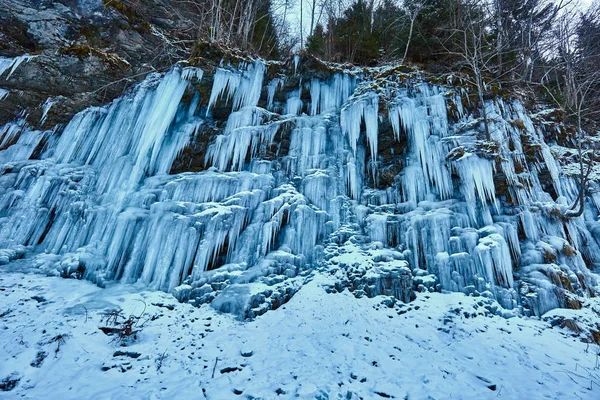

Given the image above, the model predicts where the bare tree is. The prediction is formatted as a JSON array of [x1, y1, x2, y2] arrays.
[[538, 5, 600, 217], [439, 0, 500, 140], [401, 0, 427, 64]]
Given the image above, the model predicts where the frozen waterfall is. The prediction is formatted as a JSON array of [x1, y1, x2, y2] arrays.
[[0, 58, 598, 318]]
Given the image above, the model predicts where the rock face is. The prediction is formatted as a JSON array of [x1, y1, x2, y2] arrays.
[[0, 5, 599, 320], [0, 0, 204, 127]]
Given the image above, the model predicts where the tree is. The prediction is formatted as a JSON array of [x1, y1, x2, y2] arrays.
[[372, 0, 404, 59], [545, 4, 600, 217], [306, 23, 327, 57], [186, 0, 283, 58], [492, 0, 562, 81], [439, 0, 500, 139], [333, 0, 380, 64], [400, 0, 427, 63]]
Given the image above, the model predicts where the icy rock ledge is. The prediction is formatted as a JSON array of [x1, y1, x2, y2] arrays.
[[323, 241, 415, 303]]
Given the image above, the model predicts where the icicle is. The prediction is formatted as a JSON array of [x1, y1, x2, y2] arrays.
[[340, 92, 378, 161], [206, 61, 265, 114], [207, 68, 240, 112], [541, 145, 562, 196], [40, 98, 59, 125], [285, 90, 303, 115], [206, 107, 278, 171], [399, 90, 452, 199], [366, 213, 388, 244], [286, 116, 328, 174], [317, 74, 356, 113], [302, 170, 336, 212], [454, 154, 497, 206], [53, 66, 198, 194], [0, 54, 34, 80], [474, 233, 514, 289], [266, 78, 282, 110], [310, 78, 320, 116], [181, 67, 204, 82]]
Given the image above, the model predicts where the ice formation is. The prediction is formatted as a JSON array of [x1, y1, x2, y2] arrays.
[[0, 57, 598, 318], [0, 54, 34, 80]]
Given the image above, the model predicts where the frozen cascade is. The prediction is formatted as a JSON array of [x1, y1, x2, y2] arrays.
[[341, 92, 378, 161], [390, 87, 453, 201], [0, 57, 598, 318], [266, 78, 283, 110], [207, 61, 265, 113], [206, 107, 279, 171]]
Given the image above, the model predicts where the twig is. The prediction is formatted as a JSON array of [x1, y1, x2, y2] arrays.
[[157, 350, 167, 371], [211, 357, 219, 378]]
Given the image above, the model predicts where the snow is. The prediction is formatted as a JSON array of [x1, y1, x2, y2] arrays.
[[1, 271, 599, 399]]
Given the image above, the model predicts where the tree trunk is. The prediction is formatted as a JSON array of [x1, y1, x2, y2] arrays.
[[300, 0, 304, 49], [495, 0, 503, 79], [402, 17, 415, 64], [477, 73, 490, 140]]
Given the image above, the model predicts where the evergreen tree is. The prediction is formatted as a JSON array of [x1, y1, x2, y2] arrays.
[[334, 0, 380, 65], [306, 23, 327, 58]]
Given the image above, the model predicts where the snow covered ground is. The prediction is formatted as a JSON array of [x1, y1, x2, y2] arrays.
[[1, 270, 599, 400]]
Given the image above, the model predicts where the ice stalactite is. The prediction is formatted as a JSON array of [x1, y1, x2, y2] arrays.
[[206, 107, 278, 171], [267, 78, 283, 110], [0, 54, 34, 80], [390, 88, 452, 201], [207, 61, 265, 113], [309, 74, 356, 115], [52, 67, 196, 195], [454, 154, 498, 224], [285, 90, 303, 115], [341, 92, 379, 161]]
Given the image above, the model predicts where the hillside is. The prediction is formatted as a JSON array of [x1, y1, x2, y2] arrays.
[[1, 1, 600, 399]]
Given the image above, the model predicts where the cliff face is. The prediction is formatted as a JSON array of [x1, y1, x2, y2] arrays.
[[0, 0, 203, 127], [0, 2, 599, 326]]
